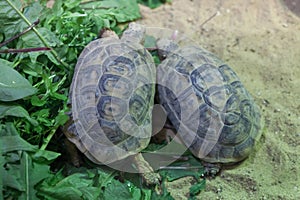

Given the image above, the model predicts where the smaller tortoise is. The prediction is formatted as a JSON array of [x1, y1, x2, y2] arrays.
[[64, 23, 160, 184], [156, 38, 261, 165]]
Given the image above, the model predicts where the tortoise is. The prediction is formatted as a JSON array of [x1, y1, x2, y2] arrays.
[[63, 22, 160, 184], [156, 38, 261, 166]]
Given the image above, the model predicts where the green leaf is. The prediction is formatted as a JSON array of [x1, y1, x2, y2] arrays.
[[30, 95, 47, 106], [137, 0, 171, 9], [36, 168, 152, 200], [17, 27, 61, 64], [0, 104, 38, 125], [64, 0, 81, 9], [54, 109, 69, 127], [49, 0, 63, 16], [0, 155, 3, 200], [1, 123, 56, 199], [23, 1, 44, 23], [2, 155, 26, 191], [112, 0, 141, 22], [31, 150, 61, 164], [158, 155, 206, 197], [0, 62, 37, 101], [81, 0, 141, 23], [103, 180, 140, 200], [189, 180, 206, 198], [0, 123, 37, 153], [0, 58, 14, 68], [36, 171, 102, 200], [18, 152, 50, 200], [0, 0, 26, 38]]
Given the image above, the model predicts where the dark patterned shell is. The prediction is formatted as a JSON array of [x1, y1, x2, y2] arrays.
[[68, 36, 156, 164], [157, 45, 261, 163]]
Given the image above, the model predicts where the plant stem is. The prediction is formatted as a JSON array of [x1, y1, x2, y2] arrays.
[[5, 0, 69, 68], [40, 127, 57, 150], [24, 153, 29, 200]]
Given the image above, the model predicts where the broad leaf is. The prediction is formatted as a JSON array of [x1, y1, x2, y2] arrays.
[[1, 123, 59, 199], [0, 0, 26, 38], [0, 61, 37, 101], [81, 0, 141, 24], [17, 27, 61, 64], [19, 152, 52, 200], [0, 104, 38, 125], [36, 168, 152, 200], [36, 171, 102, 200], [0, 123, 36, 153], [31, 150, 60, 164]]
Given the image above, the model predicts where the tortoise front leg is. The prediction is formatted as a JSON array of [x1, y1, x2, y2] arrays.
[[64, 138, 82, 167]]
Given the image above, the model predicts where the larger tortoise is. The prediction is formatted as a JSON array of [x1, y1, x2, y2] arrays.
[[64, 23, 160, 184], [156, 38, 261, 164]]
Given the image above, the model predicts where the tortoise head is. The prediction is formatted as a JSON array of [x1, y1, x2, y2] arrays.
[[121, 22, 146, 44], [99, 28, 119, 39], [156, 38, 179, 60]]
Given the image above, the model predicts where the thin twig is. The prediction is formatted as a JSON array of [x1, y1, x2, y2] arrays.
[[0, 47, 51, 54], [0, 19, 40, 48], [199, 11, 219, 28]]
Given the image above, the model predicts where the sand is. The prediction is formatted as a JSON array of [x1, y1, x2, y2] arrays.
[[139, 0, 300, 199]]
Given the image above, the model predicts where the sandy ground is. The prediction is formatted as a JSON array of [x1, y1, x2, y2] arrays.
[[139, 0, 300, 199]]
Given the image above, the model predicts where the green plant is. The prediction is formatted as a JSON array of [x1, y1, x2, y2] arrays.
[[138, 0, 172, 9]]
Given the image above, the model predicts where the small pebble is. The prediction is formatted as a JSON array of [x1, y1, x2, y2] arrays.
[[187, 17, 193, 23], [274, 108, 280, 113]]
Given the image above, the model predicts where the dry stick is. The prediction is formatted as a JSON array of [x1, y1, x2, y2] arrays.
[[0, 47, 51, 54], [199, 11, 219, 28]]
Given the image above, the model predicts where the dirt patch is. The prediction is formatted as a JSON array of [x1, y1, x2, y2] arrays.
[[165, 176, 195, 199], [139, 0, 300, 199]]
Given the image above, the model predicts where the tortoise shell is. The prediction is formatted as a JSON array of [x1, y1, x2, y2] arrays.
[[157, 43, 261, 163], [66, 25, 156, 165]]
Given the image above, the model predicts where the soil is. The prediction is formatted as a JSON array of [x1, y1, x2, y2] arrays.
[[139, 0, 300, 199]]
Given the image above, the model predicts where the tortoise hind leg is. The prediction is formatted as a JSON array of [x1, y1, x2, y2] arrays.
[[132, 153, 161, 185]]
